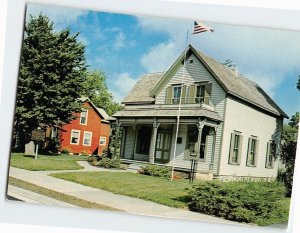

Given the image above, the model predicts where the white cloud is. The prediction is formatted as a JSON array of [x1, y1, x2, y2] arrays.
[[111, 73, 138, 102], [114, 32, 126, 49], [26, 3, 87, 26], [77, 35, 89, 46], [141, 42, 178, 73]]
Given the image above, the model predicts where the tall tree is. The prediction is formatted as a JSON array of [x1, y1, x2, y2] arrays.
[[15, 14, 87, 147], [297, 74, 300, 90], [81, 70, 122, 116]]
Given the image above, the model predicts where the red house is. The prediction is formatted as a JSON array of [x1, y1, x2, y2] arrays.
[[59, 98, 110, 156]]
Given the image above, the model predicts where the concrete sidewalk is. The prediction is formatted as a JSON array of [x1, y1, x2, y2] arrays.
[[8, 163, 242, 225]]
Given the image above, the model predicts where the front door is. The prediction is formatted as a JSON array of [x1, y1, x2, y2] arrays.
[[154, 130, 172, 163]]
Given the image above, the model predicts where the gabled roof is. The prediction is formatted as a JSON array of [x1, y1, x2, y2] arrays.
[[122, 72, 165, 104], [122, 45, 288, 118], [79, 97, 110, 122]]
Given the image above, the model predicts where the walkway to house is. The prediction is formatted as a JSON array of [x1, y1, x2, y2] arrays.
[[8, 163, 243, 225]]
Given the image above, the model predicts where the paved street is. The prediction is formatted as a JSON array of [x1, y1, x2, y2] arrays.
[[7, 162, 242, 225]]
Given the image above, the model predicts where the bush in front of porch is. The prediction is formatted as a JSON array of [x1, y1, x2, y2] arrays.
[[138, 164, 171, 178]]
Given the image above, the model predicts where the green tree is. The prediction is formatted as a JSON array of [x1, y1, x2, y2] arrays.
[[81, 70, 122, 116], [14, 14, 87, 148], [297, 74, 300, 90], [280, 112, 299, 196], [223, 59, 236, 68]]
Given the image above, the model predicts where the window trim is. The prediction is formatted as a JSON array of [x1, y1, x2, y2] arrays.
[[172, 85, 182, 104], [70, 129, 80, 145], [82, 131, 93, 146], [266, 141, 276, 169], [246, 136, 258, 167], [99, 136, 107, 146], [228, 131, 243, 165], [79, 109, 88, 125]]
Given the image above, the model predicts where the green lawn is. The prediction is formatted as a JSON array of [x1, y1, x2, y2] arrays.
[[10, 153, 87, 171], [51, 171, 192, 208], [8, 177, 120, 211]]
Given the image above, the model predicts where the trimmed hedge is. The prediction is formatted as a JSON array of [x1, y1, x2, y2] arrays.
[[99, 158, 121, 169], [139, 165, 171, 178], [188, 180, 288, 225]]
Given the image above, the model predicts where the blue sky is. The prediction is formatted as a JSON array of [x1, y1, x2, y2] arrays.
[[26, 4, 300, 118]]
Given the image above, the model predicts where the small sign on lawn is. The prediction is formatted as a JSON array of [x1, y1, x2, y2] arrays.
[[31, 129, 46, 142]]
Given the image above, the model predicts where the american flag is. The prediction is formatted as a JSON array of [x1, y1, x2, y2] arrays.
[[192, 21, 214, 34]]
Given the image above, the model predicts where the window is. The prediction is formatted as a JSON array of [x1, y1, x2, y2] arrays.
[[70, 130, 80, 145], [229, 131, 243, 165], [186, 126, 209, 159], [80, 109, 88, 125], [165, 85, 187, 104], [172, 85, 181, 104], [195, 85, 205, 104], [266, 141, 276, 168], [51, 127, 57, 139], [100, 136, 106, 146], [83, 131, 92, 146], [136, 127, 152, 155], [188, 83, 212, 105], [247, 137, 259, 167]]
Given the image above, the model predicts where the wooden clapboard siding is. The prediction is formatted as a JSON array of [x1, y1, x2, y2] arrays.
[[155, 54, 226, 175], [219, 96, 283, 178]]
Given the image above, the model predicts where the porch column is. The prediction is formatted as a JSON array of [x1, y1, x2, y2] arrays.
[[149, 118, 160, 164], [113, 120, 121, 159], [209, 125, 218, 171], [196, 120, 205, 156], [131, 125, 137, 160], [120, 126, 127, 158]]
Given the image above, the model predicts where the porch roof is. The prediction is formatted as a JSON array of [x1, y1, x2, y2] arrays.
[[112, 107, 223, 122]]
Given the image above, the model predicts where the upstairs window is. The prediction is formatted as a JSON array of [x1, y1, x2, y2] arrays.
[[246, 136, 259, 167], [266, 141, 276, 168], [229, 131, 243, 165], [80, 109, 88, 125], [188, 83, 212, 105], [165, 85, 187, 104]]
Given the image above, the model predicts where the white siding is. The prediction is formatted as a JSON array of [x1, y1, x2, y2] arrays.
[[219, 96, 282, 178], [155, 54, 226, 174]]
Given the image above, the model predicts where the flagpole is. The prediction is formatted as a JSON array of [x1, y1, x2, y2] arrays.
[[171, 27, 190, 181]]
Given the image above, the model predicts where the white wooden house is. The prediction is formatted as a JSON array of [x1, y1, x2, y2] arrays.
[[112, 45, 288, 180]]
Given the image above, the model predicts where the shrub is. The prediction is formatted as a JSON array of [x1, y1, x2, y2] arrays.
[[99, 157, 121, 169], [87, 155, 100, 163], [139, 165, 171, 178], [60, 147, 71, 155], [188, 180, 287, 224], [277, 167, 294, 197], [80, 150, 91, 156]]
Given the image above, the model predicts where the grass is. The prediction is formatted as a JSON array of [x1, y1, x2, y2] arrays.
[[51, 171, 192, 208], [10, 153, 87, 171], [8, 177, 120, 211], [51, 171, 291, 226]]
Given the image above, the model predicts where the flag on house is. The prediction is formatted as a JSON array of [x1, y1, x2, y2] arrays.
[[192, 21, 214, 34]]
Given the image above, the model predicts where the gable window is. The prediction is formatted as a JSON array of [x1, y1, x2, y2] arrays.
[[165, 85, 187, 104], [229, 131, 243, 165], [83, 131, 92, 146], [188, 83, 212, 105], [100, 136, 107, 146], [70, 130, 80, 145], [266, 141, 276, 168], [136, 127, 152, 155], [80, 109, 88, 125], [246, 136, 259, 167]]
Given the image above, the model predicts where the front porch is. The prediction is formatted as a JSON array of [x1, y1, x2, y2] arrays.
[[112, 114, 221, 175]]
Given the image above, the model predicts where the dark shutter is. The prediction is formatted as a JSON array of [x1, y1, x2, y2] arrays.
[[254, 139, 259, 167], [237, 134, 243, 165], [228, 133, 235, 164]]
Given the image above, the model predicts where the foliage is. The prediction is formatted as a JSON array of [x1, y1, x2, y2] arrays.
[[139, 164, 171, 178], [60, 147, 71, 155], [14, 14, 87, 147], [188, 181, 288, 225], [80, 150, 91, 156], [297, 74, 300, 90], [280, 112, 299, 196], [98, 157, 121, 168], [223, 59, 236, 68], [81, 70, 122, 116]]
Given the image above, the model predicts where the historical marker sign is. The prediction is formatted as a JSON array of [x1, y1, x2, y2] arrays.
[[31, 129, 46, 142]]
